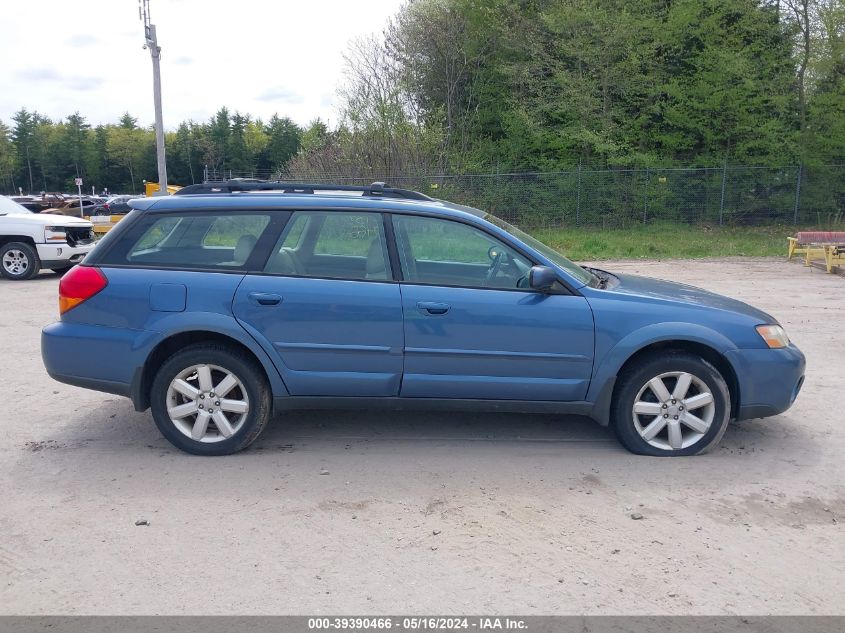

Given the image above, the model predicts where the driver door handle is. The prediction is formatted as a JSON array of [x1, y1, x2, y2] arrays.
[[417, 301, 450, 315]]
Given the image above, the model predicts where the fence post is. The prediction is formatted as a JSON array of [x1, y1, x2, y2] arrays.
[[643, 168, 650, 224], [575, 158, 582, 226], [718, 158, 728, 226], [793, 164, 803, 224]]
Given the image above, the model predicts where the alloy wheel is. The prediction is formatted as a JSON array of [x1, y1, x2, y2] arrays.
[[2, 249, 29, 276], [165, 364, 250, 443], [631, 371, 715, 451]]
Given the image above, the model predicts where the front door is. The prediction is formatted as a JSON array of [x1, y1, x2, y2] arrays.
[[392, 214, 594, 401], [234, 210, 403, 397]]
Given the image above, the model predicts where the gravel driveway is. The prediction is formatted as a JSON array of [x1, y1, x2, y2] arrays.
[[1, 258, 842, 615]]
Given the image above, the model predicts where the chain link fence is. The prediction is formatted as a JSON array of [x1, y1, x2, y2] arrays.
[[203, 165, 845, 229]]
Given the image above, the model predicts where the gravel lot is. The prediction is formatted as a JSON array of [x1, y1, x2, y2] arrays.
[[1, 257, 843, 615]]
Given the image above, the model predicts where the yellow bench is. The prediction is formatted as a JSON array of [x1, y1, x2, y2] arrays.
[[824, 245, 845, 274], [787, 231, 845, 270]]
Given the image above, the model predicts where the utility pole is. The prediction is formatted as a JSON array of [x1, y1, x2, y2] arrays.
[[140, 0, 168, 196]]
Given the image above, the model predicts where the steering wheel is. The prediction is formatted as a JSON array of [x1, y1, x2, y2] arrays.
[[484, 246, 504, 286]]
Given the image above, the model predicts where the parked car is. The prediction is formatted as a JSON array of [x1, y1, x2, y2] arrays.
[[0, 195, 96, 280], [41, 181, 805, 456], [11, 197, 45, 212], [41, 198, 103, 217], [12, 194, 65, 213], [86, 195, 139, 235], [103, 195, 135, 214]]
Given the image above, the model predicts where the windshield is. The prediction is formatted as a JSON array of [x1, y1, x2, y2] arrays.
[[0, 196, 32, 216], [485, 215, 598, 287]]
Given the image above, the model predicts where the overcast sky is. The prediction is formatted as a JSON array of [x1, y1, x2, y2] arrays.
[[1, 0, 403, 129]]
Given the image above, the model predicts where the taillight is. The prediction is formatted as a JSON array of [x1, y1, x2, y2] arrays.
[[59, 266, 107, 314]]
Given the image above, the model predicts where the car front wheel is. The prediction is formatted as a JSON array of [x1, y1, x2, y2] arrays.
[[611, 352, 730, 456], [1, 242, 40, 280], [150, 343, 272, 455]]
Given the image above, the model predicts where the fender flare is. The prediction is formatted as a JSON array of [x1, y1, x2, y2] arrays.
[[587, 322, 740, 425], [130, 312, 289, 410]]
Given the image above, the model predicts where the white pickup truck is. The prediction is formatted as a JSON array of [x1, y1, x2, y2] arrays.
[[0, 195, 96, 280]]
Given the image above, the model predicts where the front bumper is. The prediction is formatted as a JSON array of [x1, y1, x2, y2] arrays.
[[36, 242, 95, 269], [726, 344, 806, 421]]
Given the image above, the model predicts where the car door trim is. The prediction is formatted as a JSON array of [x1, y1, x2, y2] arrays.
[[273, 342, 395, 354], [404, 347, 591, 362], [382, 212, 404, 282]]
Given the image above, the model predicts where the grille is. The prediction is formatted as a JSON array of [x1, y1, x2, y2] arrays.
[[65, 226, 95, 247]]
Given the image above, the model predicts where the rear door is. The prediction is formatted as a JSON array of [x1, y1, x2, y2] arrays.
[[233, 210, 404, 397], [392, 214, 595, 401]]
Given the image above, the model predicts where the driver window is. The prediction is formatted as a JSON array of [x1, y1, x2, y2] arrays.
[[392, 215, 532, 289]]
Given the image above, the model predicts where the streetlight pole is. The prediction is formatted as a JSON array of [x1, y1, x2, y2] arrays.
[[140, 0, 168, 196]]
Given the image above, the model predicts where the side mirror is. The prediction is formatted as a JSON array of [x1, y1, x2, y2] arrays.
[[528, 265, 557, 292]]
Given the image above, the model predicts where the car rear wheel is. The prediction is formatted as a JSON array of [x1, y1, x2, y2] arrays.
[[1, 242, 40, 280], [611, 352, 730, 456], [150, 343, 272, 455]]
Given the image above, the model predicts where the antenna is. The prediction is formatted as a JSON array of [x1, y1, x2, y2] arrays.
[[139, 0, 151, 42]]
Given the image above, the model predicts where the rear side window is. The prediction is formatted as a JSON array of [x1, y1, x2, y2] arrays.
[[101, 212, 273, 269], [313, 214, 382, 257], [264, 210, 390, 281]]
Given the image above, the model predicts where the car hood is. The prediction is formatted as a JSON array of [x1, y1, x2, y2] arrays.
[[606, 272, 777, 324], [3, 211, 92, 227]]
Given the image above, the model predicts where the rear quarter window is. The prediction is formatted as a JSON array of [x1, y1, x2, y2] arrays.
[[202, 215, 270, 247], [98, 211, 274, 270]]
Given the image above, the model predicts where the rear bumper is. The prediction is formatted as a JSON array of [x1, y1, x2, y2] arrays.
[[41, 321, 153, 400], [727, 344, 806, 421], [44, 372, 131, 398]]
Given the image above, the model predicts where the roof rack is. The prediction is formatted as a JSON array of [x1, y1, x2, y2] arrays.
[[173, 180, 433, 201]]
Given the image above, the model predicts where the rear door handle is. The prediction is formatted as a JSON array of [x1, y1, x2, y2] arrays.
[[417, 301, 450, 315], [248, 292, 283, 306]]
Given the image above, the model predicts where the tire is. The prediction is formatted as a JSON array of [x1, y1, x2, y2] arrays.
[[1, 242, 40, 280], [150, 343, 272, 456], [611, 352, 730, 457], [52, 266, 74, 276]]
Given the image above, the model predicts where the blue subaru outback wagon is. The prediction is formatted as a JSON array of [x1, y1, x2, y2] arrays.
[[41, 181, 805, 456]]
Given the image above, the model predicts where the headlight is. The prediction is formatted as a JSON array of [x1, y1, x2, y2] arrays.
[[44, 226, 67, 242], [756, 324, 789, 349]]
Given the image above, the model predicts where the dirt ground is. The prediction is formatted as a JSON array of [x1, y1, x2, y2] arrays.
[[0, 257, 843, 615]]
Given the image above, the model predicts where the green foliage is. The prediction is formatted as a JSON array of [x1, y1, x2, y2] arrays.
[[3, 0, 844, 200], [0, 108, 303, 194], [295, 0, 845, 176], [533, 223, 787, 260], [264, 115, 300, 167], [299, 119, 330, 153]]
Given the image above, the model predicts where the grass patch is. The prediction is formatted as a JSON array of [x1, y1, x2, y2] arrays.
[[530, 223, 788, 261]]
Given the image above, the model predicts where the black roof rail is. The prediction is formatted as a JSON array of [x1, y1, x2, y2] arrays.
[[173, 180, 433, 201]]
